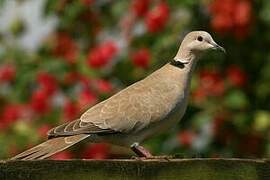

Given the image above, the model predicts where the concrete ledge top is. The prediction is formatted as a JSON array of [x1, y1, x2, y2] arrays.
[[1, 158, 270, 180]]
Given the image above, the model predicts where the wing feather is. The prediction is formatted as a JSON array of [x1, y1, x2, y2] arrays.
[[47, 119, 115, 139]]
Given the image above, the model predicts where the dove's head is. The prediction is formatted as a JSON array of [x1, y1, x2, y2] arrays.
[[175, 31, 225, 63], [182, 31, 225, 53]]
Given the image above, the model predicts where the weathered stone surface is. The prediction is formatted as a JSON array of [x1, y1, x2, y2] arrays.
[[0, 158, 270, 180]]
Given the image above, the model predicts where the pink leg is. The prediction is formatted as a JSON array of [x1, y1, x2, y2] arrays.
[[130, 143, 153, 158], [130, 143, 173, 161]]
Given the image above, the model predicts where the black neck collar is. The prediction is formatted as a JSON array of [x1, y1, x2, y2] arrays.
[[169, 59, 186, 69]]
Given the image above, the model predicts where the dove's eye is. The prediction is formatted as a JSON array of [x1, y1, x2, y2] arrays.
[[197, 36, 203, 42]]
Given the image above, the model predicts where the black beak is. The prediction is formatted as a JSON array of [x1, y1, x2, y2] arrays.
[[213, 43, 226, 54]]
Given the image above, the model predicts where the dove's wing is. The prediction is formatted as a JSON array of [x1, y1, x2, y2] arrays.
[[48, 67, 180, 138], [47, 119, 116, 138], [80, 71, 180, 133]]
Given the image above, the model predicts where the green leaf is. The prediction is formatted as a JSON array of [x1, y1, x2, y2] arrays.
[[232, 113, 251, 132], [224, 90, 248, 109], [254, 110, 270, 132], [191, 112, 211, 129]]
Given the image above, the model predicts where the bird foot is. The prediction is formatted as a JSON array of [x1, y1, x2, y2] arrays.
[[130, 143, 172, 161], [130, 143, 153, 158], [131, 155, 172, 161]]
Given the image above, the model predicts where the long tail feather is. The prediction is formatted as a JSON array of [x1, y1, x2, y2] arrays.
[[10, 134, 89, 160]]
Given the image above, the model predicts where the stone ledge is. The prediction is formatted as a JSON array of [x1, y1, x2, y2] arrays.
[[0, 158, 270, 180]]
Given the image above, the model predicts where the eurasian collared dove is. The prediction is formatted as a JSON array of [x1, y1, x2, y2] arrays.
[[11, 31, 225, 160]]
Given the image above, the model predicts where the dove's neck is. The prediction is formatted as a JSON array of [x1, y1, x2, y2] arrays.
[[166, 49, 198, 92], [173, 47, 198, 72], [174, 46, 197, 64]]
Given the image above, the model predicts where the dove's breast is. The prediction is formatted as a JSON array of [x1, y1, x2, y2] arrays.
[[126, 72, 191, 144], [134, 84, 189, 143]]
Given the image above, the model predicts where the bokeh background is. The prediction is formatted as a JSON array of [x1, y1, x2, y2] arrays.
[[0, 0, 269, 160]]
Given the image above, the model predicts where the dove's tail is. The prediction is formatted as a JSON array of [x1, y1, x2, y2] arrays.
[[10, 134, 89, 160]]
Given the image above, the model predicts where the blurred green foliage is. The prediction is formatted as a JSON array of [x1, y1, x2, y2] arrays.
[[0, 0, 269, 159]]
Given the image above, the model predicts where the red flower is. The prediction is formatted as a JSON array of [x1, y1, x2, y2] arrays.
[[82, 143, 110, 159], [86, 41, 118, 68], [211, 14, 234, 34], [131, 0, 151, 17], [234, 0, 252, 27], [78, 89, 97, 110], [93, 79, 113, 94], [37, 72, 57, 96], [0, 104, 23, 129], [192, 88, 207, 103], [199, 69, 225, 97], [30, 89, 50, 114], [145, 2, 169, 33], [209, 0, 235, 16], [51, 151, 72, 160], [37, 124, 51, 138], [79, 75, 91, 89], [53, 32, 78, 64], [2, 105, 22, 121], [80, 0, 94, 6], [178, 130, 195, 147], [99, 41, 118, 61], [193, 70, 225, 103], [0, 64, 16, 82], [226, 65, 247, 87], [131, 48, 151, 68], [209, 0, 252, 39], [63, 71, 79, 85], [86, 48, 104, 67], [233, 26, 250, 39], [209, 0, 235, 34], [63, 100, 79, 121], [233, 0, 252, 39]]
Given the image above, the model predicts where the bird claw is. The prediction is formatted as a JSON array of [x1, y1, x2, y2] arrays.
[[147, 155, 172, 161], [131, 155, 172, 161], [131, 156, 146, 161]]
